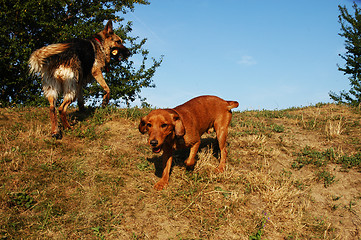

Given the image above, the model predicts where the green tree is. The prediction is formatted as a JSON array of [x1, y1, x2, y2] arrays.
[[330, 3, 361, 107], [0, 0, 162, 107]]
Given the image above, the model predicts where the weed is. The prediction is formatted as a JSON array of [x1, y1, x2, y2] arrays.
[[109, 153, 126, 168], [92, 226, 106, 240], [316, 170, 336, 187], [92, 106, 116, 124], [331, 204, 341, 211], [344, 200, 357, 213], [292, 147, 338, 187], [325, 117, 344, 139], [9, 192, 36, 210], [332, 195, 342, 201], [249, 212, 269, 240], [40, 202, 53, 230], [214, 186, 231, 198], [136, 160, 152, 171], [337, 152, 361, 170], [285, 232, 297, 240], [293, 180, 305, 190], [72, 124, 104, 140], [291, 146, 335, 169], [303, 216, 333, 238], [131, 232, 146, 239], [271, 124, 285, 133], [330, 195, 343, 211], [300, 108, 322, 130], [239, 119, 267, 135], [124, 107, 150, 120]]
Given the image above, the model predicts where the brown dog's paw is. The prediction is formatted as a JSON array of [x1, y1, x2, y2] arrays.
[[184, 158, 196, 167], [154, 180, 168, 190], [215, 165, 225, 173]]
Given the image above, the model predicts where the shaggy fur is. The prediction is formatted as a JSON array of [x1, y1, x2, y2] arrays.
[[29, 20, 130, 139]]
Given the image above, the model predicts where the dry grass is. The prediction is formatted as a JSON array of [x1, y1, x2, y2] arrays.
[[1, 103, 361, 239], [325, 117, 345, 139]]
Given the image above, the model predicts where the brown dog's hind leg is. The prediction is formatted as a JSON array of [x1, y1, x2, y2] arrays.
[[214, 114, 232, 173], [215, 130, 227, 173]]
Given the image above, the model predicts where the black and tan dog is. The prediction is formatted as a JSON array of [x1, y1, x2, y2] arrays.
[[139, 95, 239, 190], [29, 20, 130, 139]]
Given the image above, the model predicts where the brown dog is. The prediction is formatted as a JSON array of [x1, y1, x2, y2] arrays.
[[139, 95, 239, 190]]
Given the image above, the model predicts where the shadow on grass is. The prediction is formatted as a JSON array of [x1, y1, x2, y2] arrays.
[[147, 137, 221, 178], [68, 107, 97, 124]]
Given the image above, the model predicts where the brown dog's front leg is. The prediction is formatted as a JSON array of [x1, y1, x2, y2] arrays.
[[154, 145, 173, 190], [184, 141, 201, 168]]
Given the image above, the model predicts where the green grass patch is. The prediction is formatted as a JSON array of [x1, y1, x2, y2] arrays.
[[292, 146, 336, 170], [337, 152, 361, 170], [316, 170, 336, 188]]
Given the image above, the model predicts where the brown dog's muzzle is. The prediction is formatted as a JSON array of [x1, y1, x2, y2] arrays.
[[148, 130, 166, 153], [148, 125, 175, 154], [150, 139, 161, 153]]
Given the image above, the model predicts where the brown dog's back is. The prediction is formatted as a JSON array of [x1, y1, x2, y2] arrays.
[[174, 95, 238, 136]]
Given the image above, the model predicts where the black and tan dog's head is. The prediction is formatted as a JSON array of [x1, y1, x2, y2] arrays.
[[97, 20, 131, 61], [139, 109, 185, 153]]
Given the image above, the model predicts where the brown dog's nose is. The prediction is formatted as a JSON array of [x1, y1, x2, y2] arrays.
[[150, 140, 158, 147]]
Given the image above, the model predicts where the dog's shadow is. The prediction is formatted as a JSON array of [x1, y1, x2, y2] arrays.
[[147, 137, 220, 178], [68, 107, 98, 125]]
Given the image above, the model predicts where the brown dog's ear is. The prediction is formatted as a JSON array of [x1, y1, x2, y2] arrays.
[[139, 117, 148, 134], [173, 116, 185, 137]]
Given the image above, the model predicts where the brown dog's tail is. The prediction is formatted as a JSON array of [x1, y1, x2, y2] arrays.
[[29, 43, 70, 75], [226, 100, 239, 111]]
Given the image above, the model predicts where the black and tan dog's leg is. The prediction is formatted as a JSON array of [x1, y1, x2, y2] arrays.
[[47, 95, 61, 139], [58, 98, 73, 130], [77, 86, 85, 112], [92, 68, 110, 107]]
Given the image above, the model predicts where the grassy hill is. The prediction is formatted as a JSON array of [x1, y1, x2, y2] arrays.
[[0, 104, 360, 239]]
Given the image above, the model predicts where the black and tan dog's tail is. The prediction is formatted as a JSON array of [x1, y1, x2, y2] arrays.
[[29, 43, 70, 74], [226, 100, 239, 111]]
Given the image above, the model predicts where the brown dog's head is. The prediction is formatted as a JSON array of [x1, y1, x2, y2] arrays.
[[139, 109, 185, 153], [97, 20, 131, 61]]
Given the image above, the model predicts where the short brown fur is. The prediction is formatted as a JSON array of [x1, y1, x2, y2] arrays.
[[139, 95, 239, 190]]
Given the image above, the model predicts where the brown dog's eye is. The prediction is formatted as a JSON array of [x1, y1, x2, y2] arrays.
[[161, 124, 168, 128], [147, 123, 152, 128]]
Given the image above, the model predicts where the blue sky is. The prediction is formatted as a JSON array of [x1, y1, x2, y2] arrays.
[[123, 0, 354, 110]]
